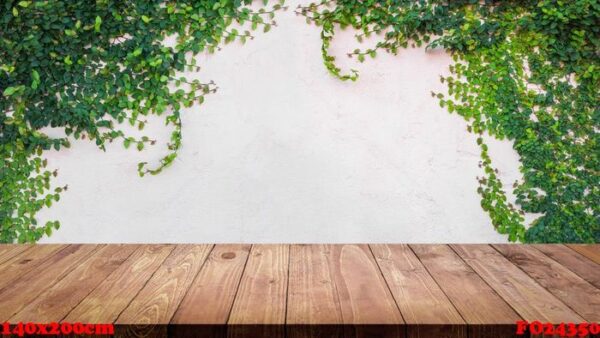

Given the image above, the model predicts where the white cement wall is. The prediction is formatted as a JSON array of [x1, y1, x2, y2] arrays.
[[39, 0, 525, 243]]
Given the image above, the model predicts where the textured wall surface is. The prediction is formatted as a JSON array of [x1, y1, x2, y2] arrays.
[[39, 0, 524, 243]]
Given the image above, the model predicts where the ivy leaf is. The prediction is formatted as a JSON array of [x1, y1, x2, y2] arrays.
[[31, 69, 40, 89], [3, 86, 18, 96], [95, 16, 102, 32]]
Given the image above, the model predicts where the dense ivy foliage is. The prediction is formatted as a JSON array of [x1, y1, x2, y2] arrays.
[[1, 0, 284, 243], [298, 0, 599, 242]]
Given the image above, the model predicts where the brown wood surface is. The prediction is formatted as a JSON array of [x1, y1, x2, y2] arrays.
[[451, 244, 584, 323], [567, 244, 600, 265], [0, 244, 99, 321], [64, 244, 174, 323], [10, 244, 139, 322], [533, 244, 600, 289], [116, 245, 212, 338], [0, 244, 66, 292], [287, 244, 343, 338], [410, 244, 521, 338], [170, 244, 251, 338], [0, 243, 598, 336], [117, 245, 213, 324], [371, 244, 465, 338], [172, 244, 251, 325], [0, 245, 31, 265], [228, 244, 289, 338], [328, 244, 404, 338], [494, 244, 600, 322]]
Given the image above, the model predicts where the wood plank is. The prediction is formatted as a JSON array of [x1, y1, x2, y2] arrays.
[[116, 245, 212, 337], [533, 244, 600, 289], [494, 244, 600, 322], [64, 245, 174, 323], [0, 245, 32, 265], [327, 244, 404, 338], [371, 244, 466, 338], [287, 244, 343, 338], [9, 244, 139, 322], [3, 243, 598, 334], [0, 244, 99, 321], [171, 244, 250, 322], [410, 244, 521, 338], [567, 245, 600, 265], [0, 244, 66, 292], [228, 244, 289, 338], [451, 244, 584, 324]]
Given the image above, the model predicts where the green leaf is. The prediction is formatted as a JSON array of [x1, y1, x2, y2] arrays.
[[95, 16, 102, 32], [3, 86, 17, 96], [31, 69, 40, 89]]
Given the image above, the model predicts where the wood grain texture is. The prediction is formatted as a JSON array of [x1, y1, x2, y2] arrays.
[[116, 245, 212, 338], [567, 245, 600, 265], [64, 245, 174, 323], [228, 244, 289, 338], [410, 244, 521, 338], [0, 244, 99, 321], [10, 244, 138, 322], [494, 244, 600, 322], [371, 244, 465, 338], [117, 244, 212, 323], [1, 243, 595, 335], [171, 244, 251, 324], [533, 244, 600, 289], [287, 244, 343, 338], [170, 244, 251, 338], [451, 244, 584, 323], [0, 245, 31, 265], [328, 244, 404, 338], [0, 244, 66, 292]]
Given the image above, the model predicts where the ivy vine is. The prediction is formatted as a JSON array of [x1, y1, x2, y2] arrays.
[[2, 0, 598, 243], [1, 0, 285, 243], [298, 0, 599, 242]]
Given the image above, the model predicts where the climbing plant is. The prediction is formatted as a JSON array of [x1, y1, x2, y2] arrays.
[[298, 0, 599, 242], [1, 0, 285, 243], [2, 0, 598, 244]]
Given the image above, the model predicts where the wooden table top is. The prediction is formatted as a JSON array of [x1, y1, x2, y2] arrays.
[[0, 244, 598, 337]]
